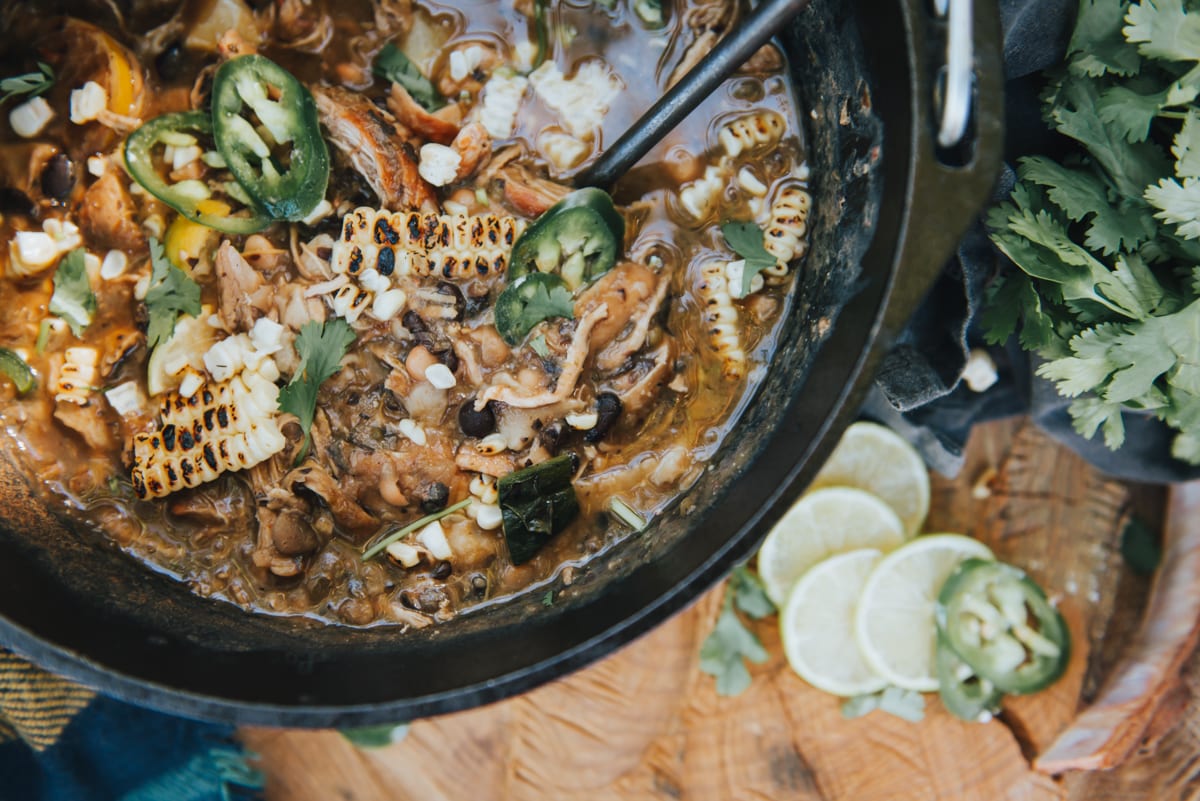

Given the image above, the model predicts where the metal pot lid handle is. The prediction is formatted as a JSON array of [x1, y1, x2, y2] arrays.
[[935, 0, 975, 149]]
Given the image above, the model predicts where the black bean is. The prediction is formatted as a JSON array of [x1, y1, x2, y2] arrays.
[[433, 346, 459, 373], [585, 393, 623, 443], [458, 398, 496, 438], [40, 153, 74, 201], [155, 40, 189, 83], [436, 281, 466, 321], [418, 481, 450, 514], [431, 560, 452, 580], [540, 422, 565, 455], [402, 310, 428, 335]]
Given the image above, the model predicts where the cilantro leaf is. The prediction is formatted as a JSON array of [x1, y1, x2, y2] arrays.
[[529, 333, 550, 358], [374, 43, 443, 111], [1124, 0, 1200, 63], [1097, 83, 1166, 143], [340, 723, 410, 749], [1173, 109, 1200, 177], [699, 578, 770, 697], [730, 565, 775, 619], [524, 279, 574, 321], [144, 237, 202, 350], [278, 319, 356, 449], [0, 62, 54, 105], [1145, 176, 1200, 238], [1069, 0, 1141, 77], [721, 220, 777, 297], [49, 248, 96, 337]]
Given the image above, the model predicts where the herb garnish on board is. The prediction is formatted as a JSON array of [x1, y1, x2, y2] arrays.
[[985, 0, 1200, 463]]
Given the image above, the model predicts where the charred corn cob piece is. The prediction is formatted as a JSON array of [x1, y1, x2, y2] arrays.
[[333, 207, 526, 281], [131, 370, 286, 499], [719, 111, 786, 158], [761, 184, 812, 276], [696, 259, 746, 381], [55, 346, 99, 405]]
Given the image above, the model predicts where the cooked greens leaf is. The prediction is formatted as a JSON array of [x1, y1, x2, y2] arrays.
[[49, 248, 96, 337], [278, 319, 356, 451], [145, 237, 202, 350], [0, 62, 54, 105], [722, 220, 776, 296], [498, 454, 580, 564], [1120, 516, 1162, 575], [374, 43, 443, 111]]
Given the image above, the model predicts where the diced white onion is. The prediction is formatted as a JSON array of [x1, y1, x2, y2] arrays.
[[737, 167, 768, 196], [69, 81, 108, 124], [565, 411, 598, 430], [475, 503, 503, 531], [424, 362, 457, 389], [10, 97, 54, 138], [398, 418, 427, 446], [86, 156, 107, 177], [962, 348, 999, 392], [386, 541, 422, 567], [301, 198, 332, 226], [13, 231, 58, 269], [249, 317, 284, 354], [416, 520, 453, 561], [178, 369, 204, 399], [100, 250, 128, 280], [372, 288, 407, 320]]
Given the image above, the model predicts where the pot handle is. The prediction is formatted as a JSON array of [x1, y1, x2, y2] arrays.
[[880, 0, 1005, 336]]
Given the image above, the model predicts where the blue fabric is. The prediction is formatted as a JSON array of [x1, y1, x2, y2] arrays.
[[0, 695, 262, 801]]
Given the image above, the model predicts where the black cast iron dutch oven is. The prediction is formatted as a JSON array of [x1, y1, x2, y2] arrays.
[[0, 0, 1003, 726]]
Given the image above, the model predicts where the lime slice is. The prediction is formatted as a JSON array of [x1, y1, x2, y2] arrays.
[[781, 548, 887, 697], [855, 534, 994, 692], [758, 487, 905, 606], [810, 421, 930, 537]]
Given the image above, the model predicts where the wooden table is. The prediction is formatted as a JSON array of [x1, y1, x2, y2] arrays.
[[242, 420, 1200, 800]]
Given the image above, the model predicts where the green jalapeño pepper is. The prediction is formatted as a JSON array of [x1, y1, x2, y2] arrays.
[[936, 637, 1004, 722], [936, 559, 1070, 695], [495, 271, 575, 345], [508, 187, 625, 291], [211, 54, 330, 222], [0, 348, 34, 394], [125, 111, 269, 235]]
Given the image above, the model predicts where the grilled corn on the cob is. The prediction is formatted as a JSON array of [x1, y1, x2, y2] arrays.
[[327, 208, 526, 322], [696, 259, 746, 381], [55, 346, 99, 405], [130, 369, 286, 499], [761, 184, 812, 276]]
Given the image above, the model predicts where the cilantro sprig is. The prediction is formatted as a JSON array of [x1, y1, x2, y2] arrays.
[[145, 237, 202, 350], [984, 0, 1200, 464], [278, 318, 356, 458], [721, 220, 776, 297], [49, 248, 96, 337], [0, 62, 54, 105], [699, 565, 775, 696]]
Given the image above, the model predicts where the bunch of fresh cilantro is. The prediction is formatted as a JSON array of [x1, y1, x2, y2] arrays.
[[984, 0, 1200, 464]]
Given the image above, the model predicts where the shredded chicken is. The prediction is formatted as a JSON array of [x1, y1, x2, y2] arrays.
[[497, 163, 571, 217], [387, 83, 461, 146], [478, 303, 609, 409], [574, 262, 665, 370], [609, 339, 677, 420], [313, 86, 437, 211], [668, 1, 738, 87], [76, 172, 144, 252], [54, 401, 115, 450], [215, 241, 269, 332], [285, 460, 379, 538]]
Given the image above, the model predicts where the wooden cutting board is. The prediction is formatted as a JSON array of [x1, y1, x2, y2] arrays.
[[242, 420, 1199, 800]]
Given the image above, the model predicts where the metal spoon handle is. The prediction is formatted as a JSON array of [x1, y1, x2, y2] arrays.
[[574, 0, 812, 189]]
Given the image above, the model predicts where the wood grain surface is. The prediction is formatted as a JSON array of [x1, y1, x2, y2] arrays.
[[242, 420, 1194, 801]]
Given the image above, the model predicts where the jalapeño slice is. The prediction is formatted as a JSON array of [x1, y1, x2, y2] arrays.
[[495, 271, 575, 345], [935, 558, 1070, 695], [125, 111, 269, 235], [0, 348, 34, 394], [508, 187, 624, 291], [211, 54, 330, 221], [936, 637, 1004, 721]]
